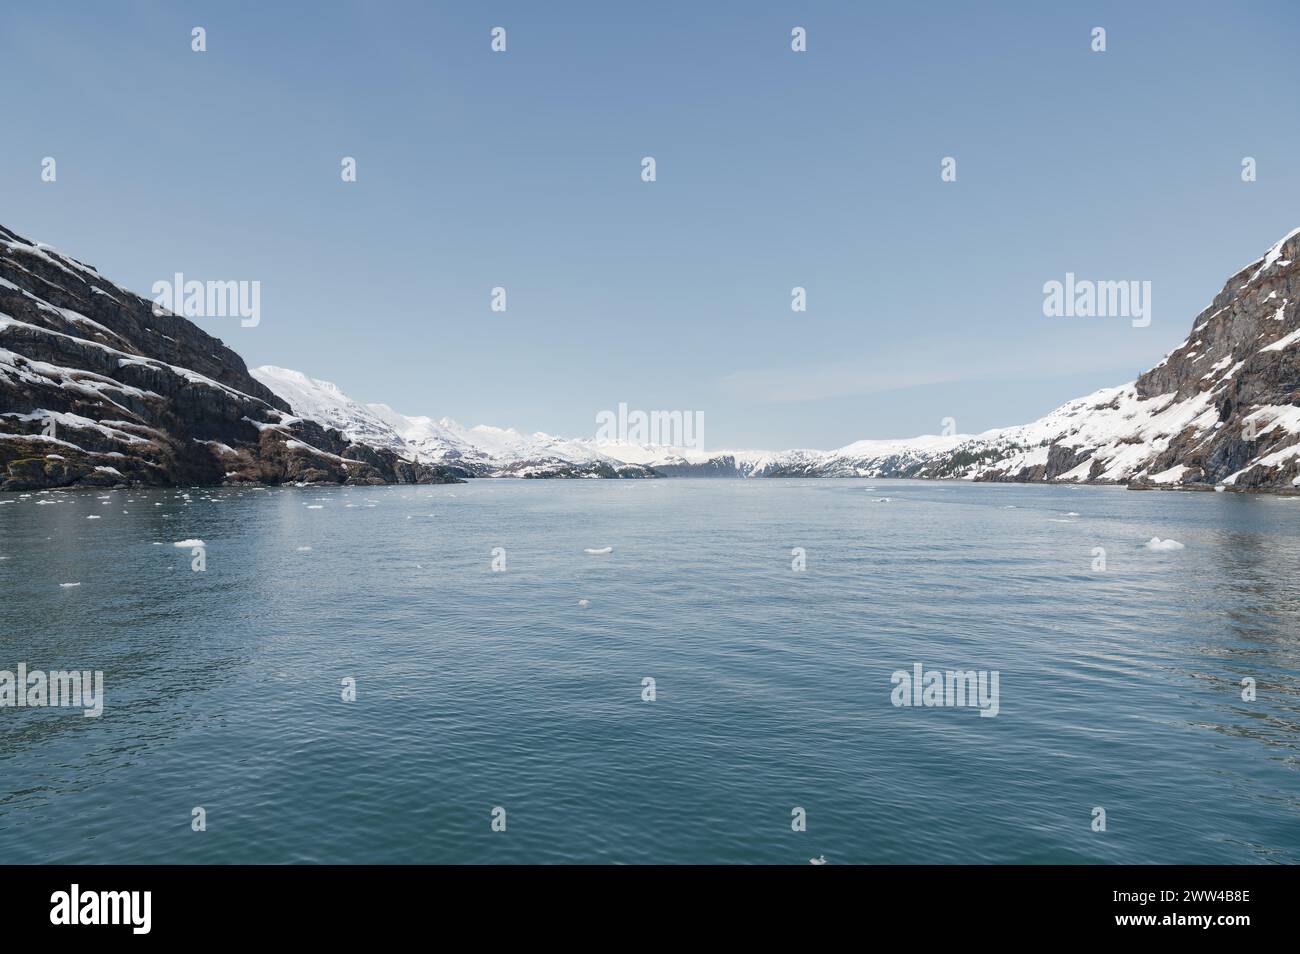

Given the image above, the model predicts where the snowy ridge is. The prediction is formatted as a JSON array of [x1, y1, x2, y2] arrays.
[[0, 223, 461, 489], [251, 225, 1300, 491], [8, 215, 1294, 491]]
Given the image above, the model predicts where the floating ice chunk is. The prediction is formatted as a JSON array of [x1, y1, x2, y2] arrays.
[[1143, 537, 1185, 551], [578, 599, 590, 608], [59, 582, 81, 588], [583, 547, 613, 555], [173, 538, 204, 548]]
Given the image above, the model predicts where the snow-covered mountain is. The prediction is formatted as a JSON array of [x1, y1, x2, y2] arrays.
[[251, 226, 1300, 492], [777, 225, 1300, 492], [252, 365, 658, 478], [0, 224, 461, 490], [6, 220, 1299, 492], [251, 365, 780, 478]]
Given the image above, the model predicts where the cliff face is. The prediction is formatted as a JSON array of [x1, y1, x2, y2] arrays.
[[0, 225, 460, 490], [744, 227, 1300, 492], [1122, 228, 1300, 490]]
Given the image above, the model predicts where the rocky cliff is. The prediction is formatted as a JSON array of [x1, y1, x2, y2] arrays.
[[744, 227, 1300, 492], [0, 225, 461, 490]]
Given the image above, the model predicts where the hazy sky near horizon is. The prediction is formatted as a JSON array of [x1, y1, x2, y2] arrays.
[[3, 1, 1298, 449]]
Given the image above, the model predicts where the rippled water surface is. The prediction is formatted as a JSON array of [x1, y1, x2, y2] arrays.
[[1, 478, 1297, 863]]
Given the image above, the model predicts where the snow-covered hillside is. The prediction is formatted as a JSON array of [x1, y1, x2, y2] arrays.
[[8, 217, 1297, 491], [252, 367, 661, 478], [251, 226, 1300, 491], [0, 224, 461, 490], [701, 226, 1300, 490]]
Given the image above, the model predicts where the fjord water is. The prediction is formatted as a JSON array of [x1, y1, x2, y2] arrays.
[[1, 479, 1297, 864]]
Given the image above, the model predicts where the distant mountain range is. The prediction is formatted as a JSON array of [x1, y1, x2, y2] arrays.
[[3, 221, 1299, 492]]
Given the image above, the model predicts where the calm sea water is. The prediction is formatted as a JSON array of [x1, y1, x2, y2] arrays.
[[1, 478, 1297, 864]]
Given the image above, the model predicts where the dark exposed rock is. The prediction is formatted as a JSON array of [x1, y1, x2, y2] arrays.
[[0, 224, 462, 490]]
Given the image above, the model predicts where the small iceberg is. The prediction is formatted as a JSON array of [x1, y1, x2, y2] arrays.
[[1144, 537, 1185, 551], [584, 547, 613, 555]]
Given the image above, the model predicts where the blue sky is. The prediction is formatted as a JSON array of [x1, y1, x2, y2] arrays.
[[3, 1, 1298, 449]]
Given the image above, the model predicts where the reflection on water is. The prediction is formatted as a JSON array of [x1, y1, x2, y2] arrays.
[[0, 479, 1297, 863]]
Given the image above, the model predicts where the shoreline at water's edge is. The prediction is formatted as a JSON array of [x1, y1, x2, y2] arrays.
[[2, 473, 1298, 495]]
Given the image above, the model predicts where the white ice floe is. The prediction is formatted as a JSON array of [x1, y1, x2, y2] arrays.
[[583, 547, 613, 555], [1143, 537, 1185, 551]]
